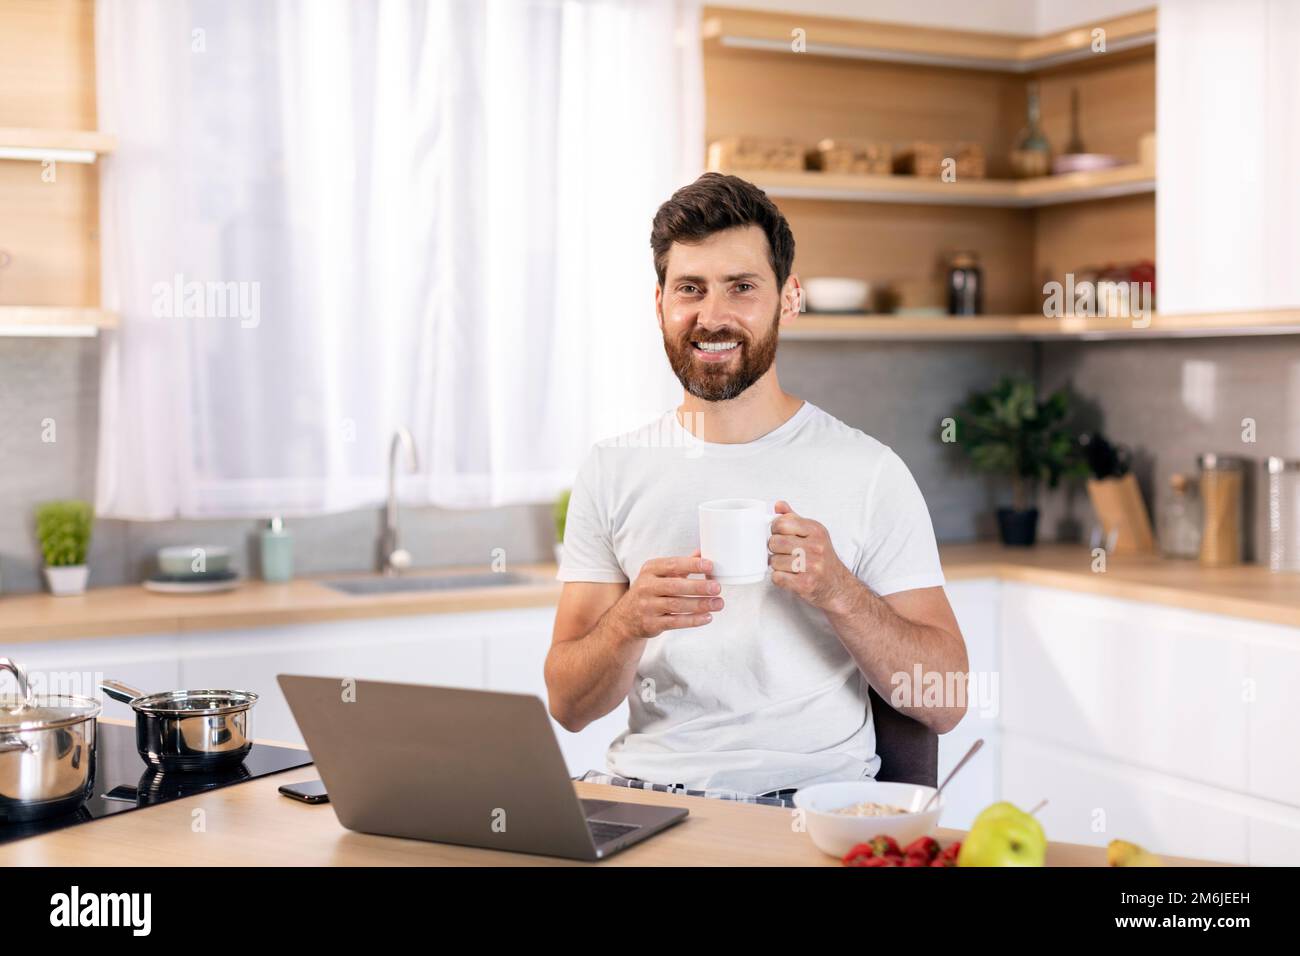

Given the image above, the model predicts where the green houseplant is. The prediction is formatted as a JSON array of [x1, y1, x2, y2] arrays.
[[945, 376, 1084, 546], [35, 499, 94, 595], [553, 488, 571, 565]]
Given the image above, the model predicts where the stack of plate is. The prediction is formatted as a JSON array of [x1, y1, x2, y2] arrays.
[[143, 546, 241, 594]]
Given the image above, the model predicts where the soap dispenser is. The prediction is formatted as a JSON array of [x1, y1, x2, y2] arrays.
[[260, 516, 294, 583]]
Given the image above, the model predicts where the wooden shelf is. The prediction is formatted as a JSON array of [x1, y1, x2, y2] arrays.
[[781, 310, 1300, 342], [0, 127, 116, 162], [702, 6, 1156, 73], [0, 306, 119, 337], [721, 163, 1154, 208]]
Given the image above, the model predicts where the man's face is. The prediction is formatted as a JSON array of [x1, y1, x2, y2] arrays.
[[656, 225, 791, 402]]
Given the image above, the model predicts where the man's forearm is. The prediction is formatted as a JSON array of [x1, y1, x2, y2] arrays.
[[544, 607, 645, 732], [823, 581, 968, 733]]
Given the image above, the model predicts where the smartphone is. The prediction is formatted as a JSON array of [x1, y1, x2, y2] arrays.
[[279, 779, 329, 804]]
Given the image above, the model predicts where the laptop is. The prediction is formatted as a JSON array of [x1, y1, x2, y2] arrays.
[[277, 674, 687, 861]]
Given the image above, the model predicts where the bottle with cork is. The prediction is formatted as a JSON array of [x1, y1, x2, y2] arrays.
[[1159, 473, 1202, 559]]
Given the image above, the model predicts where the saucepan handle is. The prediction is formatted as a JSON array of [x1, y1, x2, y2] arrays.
[[0, 657, 32, 707], [99, 679, 144, 706]]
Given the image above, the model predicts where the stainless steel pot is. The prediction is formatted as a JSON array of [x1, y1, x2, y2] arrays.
[[0, 658, 100, 823], [100, 680, 258, 772]]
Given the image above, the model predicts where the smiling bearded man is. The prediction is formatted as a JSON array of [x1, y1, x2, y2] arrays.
[[545, 172, 968, 801]]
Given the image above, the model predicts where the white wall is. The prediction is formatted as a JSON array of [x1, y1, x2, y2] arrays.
[[721, 0, 1152, 35], [1034, 0, 1151, 34], [715, 0, 1038, 35]]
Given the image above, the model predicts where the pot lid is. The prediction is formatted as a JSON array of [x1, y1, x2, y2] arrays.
[[1, 694, 102, 732], [128, 689, 259, 717]]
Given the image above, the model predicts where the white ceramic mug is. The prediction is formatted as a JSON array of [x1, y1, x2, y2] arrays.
[[698, 498, 777, 585]]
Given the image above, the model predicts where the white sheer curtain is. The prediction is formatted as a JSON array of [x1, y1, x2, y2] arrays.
[[1156, 0, 1300, 314], [94, 0, 699, 519]]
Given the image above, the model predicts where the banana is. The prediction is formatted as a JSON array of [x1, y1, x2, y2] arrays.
[[1107, 838, 1163, 867]]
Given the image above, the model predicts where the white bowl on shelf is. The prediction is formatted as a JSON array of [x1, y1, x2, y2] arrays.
[[158, 545, 231, 576], [793, 780, 943, 858], [802, 277, 869, 313]]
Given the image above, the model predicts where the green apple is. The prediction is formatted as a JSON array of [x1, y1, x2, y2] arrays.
[[958, 802, 1046, 867]]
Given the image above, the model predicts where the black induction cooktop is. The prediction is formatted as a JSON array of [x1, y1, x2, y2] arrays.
[[0, 721, 314, 845]]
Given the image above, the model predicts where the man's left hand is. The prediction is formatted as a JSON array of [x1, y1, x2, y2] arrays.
[[768, 500, 858, 614]]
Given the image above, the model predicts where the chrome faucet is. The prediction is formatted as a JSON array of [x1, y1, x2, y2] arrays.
[[380, 426, 419, 575]]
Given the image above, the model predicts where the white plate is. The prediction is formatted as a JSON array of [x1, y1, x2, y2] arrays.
[[142, 576, 242, 594]]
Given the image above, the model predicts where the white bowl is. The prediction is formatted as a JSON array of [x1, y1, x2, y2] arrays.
[[158, 545, 231, 576], [793, 780, 943, 858], [803, 277, 869, 313]]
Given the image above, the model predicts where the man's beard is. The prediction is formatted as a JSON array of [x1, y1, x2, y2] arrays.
[[662, 307, 780, 402]]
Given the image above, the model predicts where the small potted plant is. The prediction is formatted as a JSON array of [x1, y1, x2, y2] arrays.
[[553, 488, 571, 566], [946, 376, 1083, 546], [35, 500, 94, 595]]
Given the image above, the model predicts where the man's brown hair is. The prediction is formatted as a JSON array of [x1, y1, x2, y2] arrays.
[[650, 172, 795, 289]]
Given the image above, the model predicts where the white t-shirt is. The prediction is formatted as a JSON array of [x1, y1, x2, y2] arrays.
[[556, 400, 945, 794]]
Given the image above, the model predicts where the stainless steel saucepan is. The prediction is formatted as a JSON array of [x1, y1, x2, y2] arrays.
[[100, 680, 258, 772], [1, 658, 101, 823]]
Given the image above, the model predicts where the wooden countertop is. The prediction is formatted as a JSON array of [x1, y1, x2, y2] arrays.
[[0, 564, 563, 644], [0, 729, 1213, 867], [940, 543, 1300, 628], [1, 544, 1297, 646]]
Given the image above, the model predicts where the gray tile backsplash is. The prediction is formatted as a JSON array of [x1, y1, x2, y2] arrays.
[[779, 338, 1037, 542], [0, 338, 553, 593], [1037, 335, 1300, 559], [2, 332, 1295, 594]]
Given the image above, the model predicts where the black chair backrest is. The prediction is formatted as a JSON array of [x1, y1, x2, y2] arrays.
[[868, 686, 937, 787]]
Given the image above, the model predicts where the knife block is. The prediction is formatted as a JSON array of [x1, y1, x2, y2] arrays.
[[1086, 473, 1155, 554]]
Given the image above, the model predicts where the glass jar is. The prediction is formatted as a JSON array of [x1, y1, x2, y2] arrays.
[[1197, 453, 1245, 567], [947, 252, 982, 316], [1268, 457, 1300, 572], [1158, 473, 1201, 559]]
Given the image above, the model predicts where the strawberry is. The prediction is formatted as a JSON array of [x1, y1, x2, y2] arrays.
[[870, 835, 901, 858], [903, 836, 941, 863], [841, 842, 875, 866]]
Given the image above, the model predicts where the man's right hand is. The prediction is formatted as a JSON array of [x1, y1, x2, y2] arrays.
[[610, 552, 723, 640]]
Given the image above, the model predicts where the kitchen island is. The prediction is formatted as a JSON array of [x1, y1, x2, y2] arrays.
[[0, 735, 1217, 867], [1, 545, 1294, 865]]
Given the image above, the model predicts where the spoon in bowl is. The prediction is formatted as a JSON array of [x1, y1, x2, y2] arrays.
[[921, 738, 984, 813]]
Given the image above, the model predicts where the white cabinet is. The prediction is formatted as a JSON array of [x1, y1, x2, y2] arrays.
[[485, 620, 628, 777], [1245, 636, 1300, 807], [1001, 732, 1252, 865], [177, 613, 491, 745], [5, 606, 627, 779], [999, 583, 1250, 791], [997, 581, 1300, 864], [936, 578, 1000, 829], [2, 634, 183, 720]]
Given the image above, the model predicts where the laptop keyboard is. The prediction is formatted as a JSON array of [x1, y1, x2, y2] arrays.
[[587, 819, 640, 845]]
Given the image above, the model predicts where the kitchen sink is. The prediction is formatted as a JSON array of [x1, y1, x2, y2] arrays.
[[321, 571, 535, 595]]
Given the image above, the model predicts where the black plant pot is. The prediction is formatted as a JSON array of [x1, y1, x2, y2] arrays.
[[996, 507, 1039, 547]]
